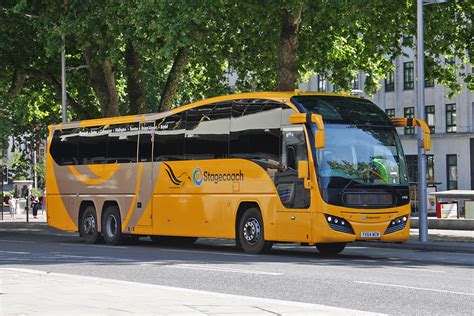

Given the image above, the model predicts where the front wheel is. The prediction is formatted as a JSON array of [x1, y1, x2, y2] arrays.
[[316, 242, 346, 255], [238, 208, 273, 254], [102, 206, 126, 245]]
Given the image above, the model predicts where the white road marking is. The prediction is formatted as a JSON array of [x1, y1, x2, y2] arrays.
[[164, 264, 284, 276], [0, 239, 35, 244], [55, 254, 135, 262], [355, 281, 474, 296], [0, 267, 384, 315], [390, 267, 445, 273], [0, 250, 30, 255]]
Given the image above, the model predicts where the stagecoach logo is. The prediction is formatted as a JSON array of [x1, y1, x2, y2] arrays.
[[164, 163, 244, 187], [163, 163, 188, 187], [192, 167, 203, 186]]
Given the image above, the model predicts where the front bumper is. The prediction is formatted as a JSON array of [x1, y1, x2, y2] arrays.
[[313, 212, 410, 243]]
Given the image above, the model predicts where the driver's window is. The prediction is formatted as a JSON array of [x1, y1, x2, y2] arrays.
[[281, 126, 308, 171]]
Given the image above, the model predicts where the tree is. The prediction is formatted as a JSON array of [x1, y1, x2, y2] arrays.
[[225, 0, 473, 95]]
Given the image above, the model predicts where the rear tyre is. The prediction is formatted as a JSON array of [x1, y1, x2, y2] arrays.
[[238, 207, 273, 254], [316, 242, 346, 255], [80, 206, 102, 244], [102, 206, 126, 245]]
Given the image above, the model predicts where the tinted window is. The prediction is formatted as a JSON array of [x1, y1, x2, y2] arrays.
[[107, 123, 139, 163], [185, 103, 231, 159], [78, 126, 109, 164], [292, 96, 391, 125], [154, 113, 185, 161], [50, 128, 79, 165], [139, 122, 154, 162], [230, 99, 281, 165]]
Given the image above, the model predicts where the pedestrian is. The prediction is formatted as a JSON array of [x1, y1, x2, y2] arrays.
[[32, 196, 40, 219], [8, 196, 16, 220]]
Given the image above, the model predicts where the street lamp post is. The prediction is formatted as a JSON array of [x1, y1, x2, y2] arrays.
[[61, 35, 67, 124], [417, 0, 428, 242]]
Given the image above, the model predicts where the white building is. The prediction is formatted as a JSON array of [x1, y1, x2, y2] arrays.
[[300, 52, 474, 191]]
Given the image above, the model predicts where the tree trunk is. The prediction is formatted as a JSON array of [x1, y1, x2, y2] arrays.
[[276, 5, 302, 91], [125, 42, 146, 114], [83, 48, 120, 117], [159, 47, 188, 112]]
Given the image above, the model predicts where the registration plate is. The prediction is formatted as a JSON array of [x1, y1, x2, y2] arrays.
[[361, 232, 381, 238]]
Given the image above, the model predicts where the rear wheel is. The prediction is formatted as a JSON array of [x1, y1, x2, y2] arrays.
[[80, 206, 102, 244], [238, 207, 272, 254], [316, 242, 346, 255], [102, 206, 126, 245]]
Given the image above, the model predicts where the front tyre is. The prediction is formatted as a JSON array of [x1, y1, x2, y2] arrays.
[[238, 208, 272, 254], [102, 206, 126, 245], [316, 242, 346, 255], [80, 206, 102, 244]]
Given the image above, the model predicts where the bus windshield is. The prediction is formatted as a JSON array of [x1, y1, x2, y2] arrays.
[[291, 95, 408, 187], [317, 125, 408, 186]]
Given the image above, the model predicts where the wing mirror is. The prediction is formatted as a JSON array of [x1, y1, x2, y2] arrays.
[[390, 117, 431, 151], [290, 113, 325, 148]]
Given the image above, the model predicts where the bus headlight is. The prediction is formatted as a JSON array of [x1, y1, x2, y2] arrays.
[[324, 214, 354, 235], [385, 215, 409, 235]]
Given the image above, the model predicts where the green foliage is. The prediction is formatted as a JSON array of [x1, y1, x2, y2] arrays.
[[0, 0, 471, 143]]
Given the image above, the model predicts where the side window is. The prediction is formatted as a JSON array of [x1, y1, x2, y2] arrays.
[[138, 122, 154, 162], [281, 127, 308, 170], [185, 102, 231, 159], [154, 113, 185, 161], [50, 128, 79, 165], [78, 126, 109, 165], [230, 99, 281, 166], [107, 123, 139, 163]]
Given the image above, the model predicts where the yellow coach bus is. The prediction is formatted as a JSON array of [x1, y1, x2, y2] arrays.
[[46, 91, 431, 254]]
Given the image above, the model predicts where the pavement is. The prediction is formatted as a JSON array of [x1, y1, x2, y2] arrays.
[[0, 268, 378, 315], [0, 226, 473, 315]]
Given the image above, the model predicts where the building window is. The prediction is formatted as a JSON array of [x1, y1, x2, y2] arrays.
[[351, 76, 359, 90], [403, 62, 414, 90], [446, 154, 457, 190], [385, 108, 395, 119], [446, 56, 455, 66], [385, 72, 395, 92], [402, 35, 413, 45], [425, 105, 435, 134], [318, 76, 327, 92], [406, 155, 418, 183], [446, 103, 456, 133], [406, 154, 435, 183], [426, 154, 435, 183], [404, 107, 415, 135]]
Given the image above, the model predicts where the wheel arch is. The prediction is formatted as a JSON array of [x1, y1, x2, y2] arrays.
[[235, 201, 261, 239]]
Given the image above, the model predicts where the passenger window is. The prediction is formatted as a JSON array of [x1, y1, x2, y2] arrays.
[[50, 128, 79, 165], [230, 99, 281, 167], [185, 102, 231, 159], [154, 113, 185, 161], [78, 126, 109, 165], [107, 123, 139, 163], [138, 122, 154, 162]]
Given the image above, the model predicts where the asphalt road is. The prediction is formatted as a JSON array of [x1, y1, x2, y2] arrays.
[[0, 227, 473, 315]]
